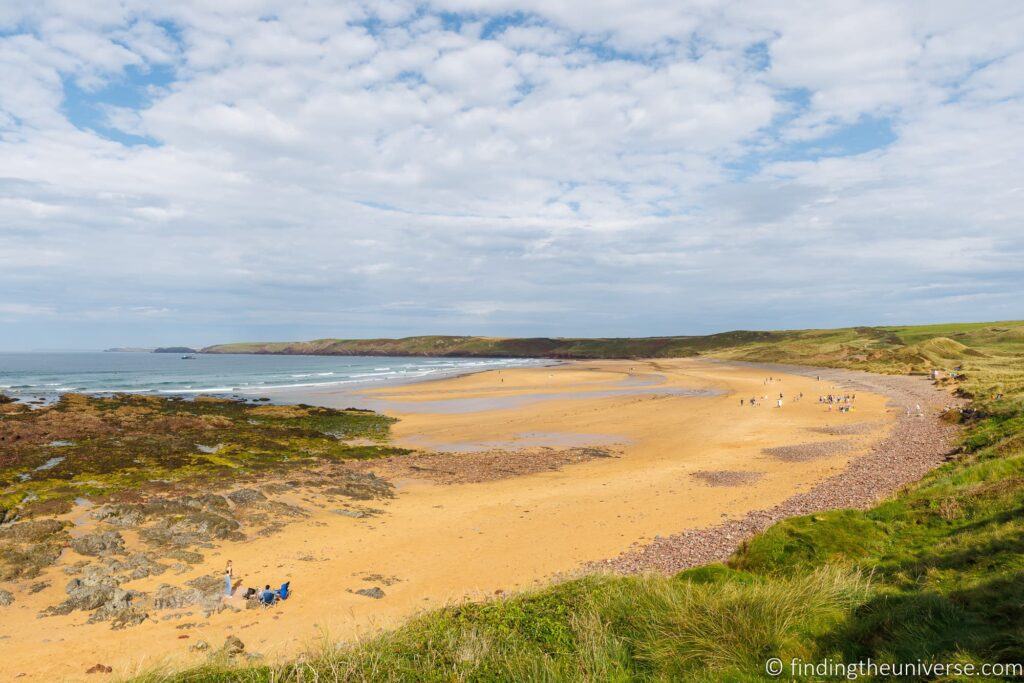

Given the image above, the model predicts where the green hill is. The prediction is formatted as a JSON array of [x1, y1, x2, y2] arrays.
[[142, 320, 1024, 681], [204, 321, 1022, 377], [201, 331, 782, 360]]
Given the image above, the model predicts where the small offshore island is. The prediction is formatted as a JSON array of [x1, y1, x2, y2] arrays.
[[2, 321, 1022, 680]]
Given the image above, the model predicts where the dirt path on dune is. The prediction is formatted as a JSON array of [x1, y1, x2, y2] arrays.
[[0, 359, 956, 681]]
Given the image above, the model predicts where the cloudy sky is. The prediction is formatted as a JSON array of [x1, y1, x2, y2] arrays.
[[1, 1, 1023, 349]]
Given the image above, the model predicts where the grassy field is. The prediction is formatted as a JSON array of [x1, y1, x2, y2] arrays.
[[124, 321, 1024, 681]]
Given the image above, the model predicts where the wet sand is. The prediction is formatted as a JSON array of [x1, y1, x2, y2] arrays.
[[0, 359, 907, 680]]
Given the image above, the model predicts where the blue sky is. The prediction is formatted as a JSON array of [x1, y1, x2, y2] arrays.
[[1, 1, 1023, 350]]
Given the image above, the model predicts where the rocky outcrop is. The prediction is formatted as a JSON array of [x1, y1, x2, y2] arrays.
[[46, 575, 120, 615], [221, 635, 246, 657], [0, 519, 69, 580], [71, 531, 126, 557], [323, 471, 394, 500], [91, 505, 146, 528], [227, 488, 266, 505]]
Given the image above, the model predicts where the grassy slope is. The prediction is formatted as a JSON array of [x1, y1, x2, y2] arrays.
[[199, 331, 817, 359], [200, 321, 1024, 366], [133, 321, 1023, 680]]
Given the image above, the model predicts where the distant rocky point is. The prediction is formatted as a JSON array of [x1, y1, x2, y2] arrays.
[[103, 347, 155, 353], [153, 347, 198, 354]]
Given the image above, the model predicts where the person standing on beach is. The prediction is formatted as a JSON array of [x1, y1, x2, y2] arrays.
[[224, 560, 234, 597]]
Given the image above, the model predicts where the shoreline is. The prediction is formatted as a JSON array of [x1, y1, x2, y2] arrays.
[[0, 354, 562, 407]]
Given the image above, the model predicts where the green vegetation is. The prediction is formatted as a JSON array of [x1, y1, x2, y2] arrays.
[[137, 320, 1024, 681], [203, 331, 790, 359], [135, 568, 871, 682], [202, 320, 1024, 369], [0, 394, 402, 522]]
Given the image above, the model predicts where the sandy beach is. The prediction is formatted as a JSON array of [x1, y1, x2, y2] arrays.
[[0, 359, 955, 681]]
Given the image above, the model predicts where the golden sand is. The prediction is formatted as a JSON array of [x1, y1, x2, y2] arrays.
[[0, 359, 893, 681]]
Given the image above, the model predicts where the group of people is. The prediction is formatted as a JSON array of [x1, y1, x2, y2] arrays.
[[820, 393, 856, 413], [740, 374, 864, 413], [224, 560, 291, 607], [739, 377, 806, 409]]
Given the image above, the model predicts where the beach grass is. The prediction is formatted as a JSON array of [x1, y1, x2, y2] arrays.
[[128, 321, 1024, 681], [130, 568, 872, 682]]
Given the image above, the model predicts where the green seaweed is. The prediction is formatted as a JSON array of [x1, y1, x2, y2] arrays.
[[0, 394, 399, 519]]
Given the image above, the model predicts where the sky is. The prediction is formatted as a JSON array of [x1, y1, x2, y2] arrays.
[[1, 1, 1023, 350]]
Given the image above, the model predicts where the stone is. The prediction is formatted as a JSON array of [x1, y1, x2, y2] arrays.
[[0, 589, 13, 606], [227, 488, 266, 505], [46, 576, 118, 615], [85, 586, 148, 628], [108, 607, 149, 629], [0, 519, 65, 543], [71, 531, 125, 557], [91, 505, 145, 528], [333, 509, 371, 519], [221, 635, 246, 657], [168, 550, 204, 565], [355, 587, 385, 599], [322, 472, 394, 501], [152, 579, 221, 614]]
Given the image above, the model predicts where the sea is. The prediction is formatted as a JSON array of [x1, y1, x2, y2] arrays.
[[0, 352, 548, 404]]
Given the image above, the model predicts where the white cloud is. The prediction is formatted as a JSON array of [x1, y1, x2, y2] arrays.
[[0, 1, 1023, 348], [0, 303, 55, 316]]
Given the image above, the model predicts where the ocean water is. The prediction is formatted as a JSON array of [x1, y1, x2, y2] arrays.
[[0, 352, 547, 402]]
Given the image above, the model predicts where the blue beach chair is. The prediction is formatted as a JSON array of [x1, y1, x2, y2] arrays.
[[277, 581, 290, 600]]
